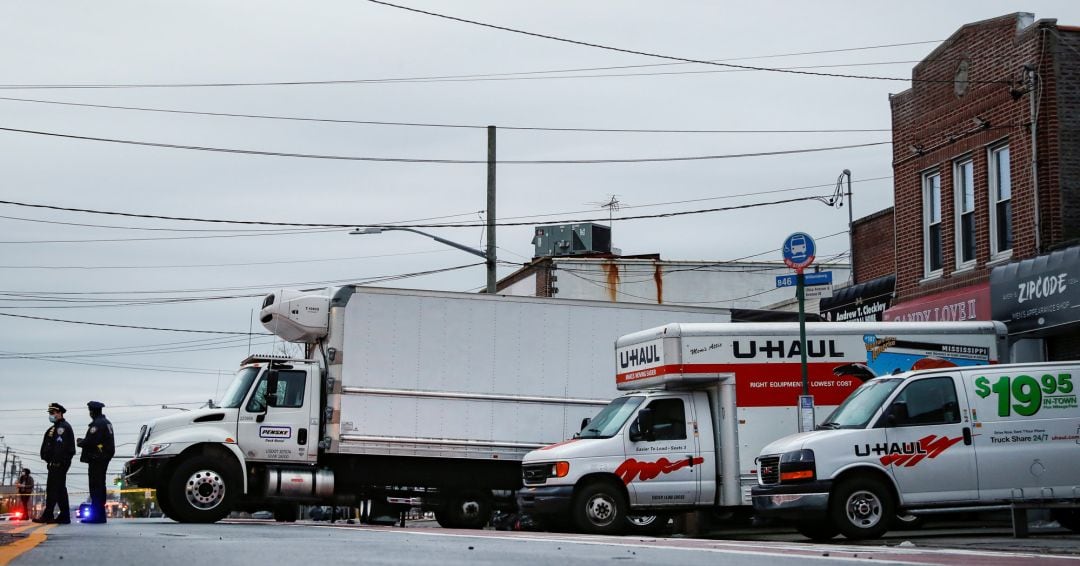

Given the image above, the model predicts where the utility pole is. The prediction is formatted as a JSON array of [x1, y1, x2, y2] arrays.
[[1, 446, 9, 485], [486, 126, 497, 294]]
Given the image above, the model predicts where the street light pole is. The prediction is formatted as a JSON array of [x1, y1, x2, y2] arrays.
[[350, 227, 496, 291]]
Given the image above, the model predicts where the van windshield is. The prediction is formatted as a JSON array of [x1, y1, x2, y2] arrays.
[[217, 367, 261, 409], [579, 396, 645, 439], [819, 378, 903, 429]]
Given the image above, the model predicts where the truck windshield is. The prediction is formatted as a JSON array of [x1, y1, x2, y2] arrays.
[[217, 367, 261, 409], [579, 396, 644, 439], [819, 378, 903, 429]]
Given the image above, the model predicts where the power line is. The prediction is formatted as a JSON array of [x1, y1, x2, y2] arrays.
[[0, 124, 890, 164], [0, 312, 266, 335], [0, 95, 891, 134], [0, 249, 453, 270], [365, 0, 1011, 86], [0, 402, 205, 413], [0, 39, 943, 91]]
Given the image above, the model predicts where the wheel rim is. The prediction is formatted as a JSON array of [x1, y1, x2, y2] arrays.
[[627, 514, 658, 527], [184, 469, 226, 511], [844, 489, 883, 529], [584, 493, 617, 527], [458, 500, 481, 521]]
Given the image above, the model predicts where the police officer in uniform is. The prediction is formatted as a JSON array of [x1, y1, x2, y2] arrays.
[[78, 401, 115, 524], [33, 402, 75, 524]]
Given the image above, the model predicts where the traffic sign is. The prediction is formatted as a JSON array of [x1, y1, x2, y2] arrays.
[[782, 232, 816, 273], [776, 271, 832, 288]]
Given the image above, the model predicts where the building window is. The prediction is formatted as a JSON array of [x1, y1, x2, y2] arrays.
[[923, 171, 943, 275], [954, 158, 975, 267], [989, 145, 1012, 257]]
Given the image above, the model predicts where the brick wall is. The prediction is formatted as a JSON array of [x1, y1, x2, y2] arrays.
[[851, 207, 895, 283], [889, 14, 1078, 304]]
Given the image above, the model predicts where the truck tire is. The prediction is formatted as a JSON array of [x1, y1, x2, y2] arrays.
[[435, 492, 492, 529], [829, 477, 893, 540], [167, 455, 238, 523], [795, 521, 839, 541], [1053, 509, 1080, 533], [572, 482, 627, 535], [625, 513, 670, 536]]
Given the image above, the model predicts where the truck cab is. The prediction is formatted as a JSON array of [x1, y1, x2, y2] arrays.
[[752, 361, 1080, 540]]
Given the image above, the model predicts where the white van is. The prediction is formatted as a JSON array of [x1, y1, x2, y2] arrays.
[[752, 361, 1080, 540]]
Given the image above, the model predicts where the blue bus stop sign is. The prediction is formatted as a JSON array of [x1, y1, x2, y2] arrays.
[[782, 232, 816, 273]]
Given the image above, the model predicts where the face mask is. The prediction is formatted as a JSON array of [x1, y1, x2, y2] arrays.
[[49, 415, 57, 423]]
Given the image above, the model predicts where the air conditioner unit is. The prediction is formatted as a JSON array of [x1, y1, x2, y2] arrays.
[[532, 223, 612, 258]]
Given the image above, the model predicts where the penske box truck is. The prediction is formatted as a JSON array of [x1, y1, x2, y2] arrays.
[[752, 360, 1080, 540], [124, 286, 741, 526], [517, 321, 1007, 535]]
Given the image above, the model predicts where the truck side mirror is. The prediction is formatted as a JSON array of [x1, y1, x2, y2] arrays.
[[580, 417, 591, 432], [630, 408, 655, 442], [266, 371, 280, 409]]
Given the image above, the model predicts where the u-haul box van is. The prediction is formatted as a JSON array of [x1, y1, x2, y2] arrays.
[[518, 321, 1007, 535], [753, 360, 1080, 541]]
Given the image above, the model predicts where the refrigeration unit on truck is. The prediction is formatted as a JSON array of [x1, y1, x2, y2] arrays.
[[123, 286, 742, 526], [753, 360, 1080, 541], [517, 321, 1008, 535]]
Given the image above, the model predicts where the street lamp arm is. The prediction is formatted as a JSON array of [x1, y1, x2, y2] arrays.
[[351, 227, 488, 260]]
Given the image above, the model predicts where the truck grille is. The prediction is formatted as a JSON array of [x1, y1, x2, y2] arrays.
[[758, 456, 780, 485], [522, 464, 551, 485]]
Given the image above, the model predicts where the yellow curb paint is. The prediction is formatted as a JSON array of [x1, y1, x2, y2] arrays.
[[0, 523, 53, 566]]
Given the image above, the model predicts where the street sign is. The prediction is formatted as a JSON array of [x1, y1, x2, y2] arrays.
[[782, 232, 816, 273], [804, 284, 833, 299], [776, 271, 832, 288], [798, 395, 816, 433]]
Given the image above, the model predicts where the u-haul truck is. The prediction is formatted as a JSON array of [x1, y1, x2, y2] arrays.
[[753, 360, 1080, 540], [517, 321, 1007, 535]]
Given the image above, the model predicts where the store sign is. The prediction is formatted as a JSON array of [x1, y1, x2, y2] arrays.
[[991, 246, 1080, 335], [883, 283, 991, 322]]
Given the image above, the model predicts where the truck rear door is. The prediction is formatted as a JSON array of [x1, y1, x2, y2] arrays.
[[621, 394, 702, 507], [881, 373, 978, 504]]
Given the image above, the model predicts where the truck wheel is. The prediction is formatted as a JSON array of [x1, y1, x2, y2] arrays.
[[795, 521, 839, 541], [625, 513, 670, 536], [829, 477, 893, 540], [1053, 509, 1080, 533], [436, 492, 492, 529], [274, 504, 299, 522], [167, 455, 238, 523], [573, 482, 627, 535]]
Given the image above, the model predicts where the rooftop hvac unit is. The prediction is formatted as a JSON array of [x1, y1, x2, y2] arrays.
[[532, 223, 612, 258]]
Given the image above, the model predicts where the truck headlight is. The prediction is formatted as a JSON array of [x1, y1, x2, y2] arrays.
[[779, 449, 815, 482], [139, 443, 171, 457]]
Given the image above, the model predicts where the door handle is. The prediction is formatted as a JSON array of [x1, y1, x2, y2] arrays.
[[298, 428, 308, 446], [962, 427, 972, 446], [687, 455, 695, 467]]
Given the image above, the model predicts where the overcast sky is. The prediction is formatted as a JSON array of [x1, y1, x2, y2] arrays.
[[2, 1, 1078, 494]]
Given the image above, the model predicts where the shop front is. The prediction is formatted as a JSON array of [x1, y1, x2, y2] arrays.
[[883, 282, 992, 323], [990, 245, 1080, 362], [819, 275, 894, 322]]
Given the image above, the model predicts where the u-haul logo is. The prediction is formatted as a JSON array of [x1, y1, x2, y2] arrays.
[[618, 341, 663, 371], [854, 434, 964, 467], [259, 426, 292, 439]]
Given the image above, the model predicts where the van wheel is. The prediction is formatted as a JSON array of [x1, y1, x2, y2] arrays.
[[1053, 509, 1080, 533], [625, 513, 670, 536], [573, 482, 627, 535], [167, 455, 237, 523], [892, 512, 925, 530], [436, 492, 491, 529], [795, 521, 839, 541], [830, 477, 893, 540]]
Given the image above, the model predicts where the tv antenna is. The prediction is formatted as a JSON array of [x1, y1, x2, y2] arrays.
[[589, 195, 622, 227]]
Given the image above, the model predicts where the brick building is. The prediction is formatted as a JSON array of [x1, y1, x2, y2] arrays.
[[819, 208, 896, 322], [883, 13, 1080, 360]]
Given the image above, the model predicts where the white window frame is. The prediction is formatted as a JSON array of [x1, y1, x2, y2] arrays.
[[953, 157, 976, 270], [988, 144, 1012, 259], [923, 170, 943, 277]]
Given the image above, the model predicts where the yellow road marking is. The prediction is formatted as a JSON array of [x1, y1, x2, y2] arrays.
[[0, 523, 53, 566]]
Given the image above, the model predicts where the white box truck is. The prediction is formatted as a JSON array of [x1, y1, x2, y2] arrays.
[[123, 286, 741, 526], [752, 360, 1080, 540], [517, 321, 1008, 534]]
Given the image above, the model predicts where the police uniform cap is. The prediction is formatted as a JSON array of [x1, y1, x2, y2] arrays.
[[87, 401, 105, 411], [47, 402, 66, 414]]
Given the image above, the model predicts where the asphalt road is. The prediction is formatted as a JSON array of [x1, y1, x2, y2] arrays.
[[2, 519, 1079, 566]]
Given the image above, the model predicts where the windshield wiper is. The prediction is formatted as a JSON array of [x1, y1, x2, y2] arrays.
[[817, 422, 841, 430]]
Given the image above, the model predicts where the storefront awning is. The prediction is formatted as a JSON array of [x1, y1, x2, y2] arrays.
[[990, 245, 1080, 335], [818, 274, 894, 322]]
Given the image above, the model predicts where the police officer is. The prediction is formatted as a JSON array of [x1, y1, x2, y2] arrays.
[[16, 468, 34, 519], [33, 402, 75, 524], [78, 401, 115, 524]]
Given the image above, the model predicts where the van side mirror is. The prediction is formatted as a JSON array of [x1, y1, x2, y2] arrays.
[[266, 371, 280, 409], [629, 408, 655, 442], [580, 417, 591, 432]]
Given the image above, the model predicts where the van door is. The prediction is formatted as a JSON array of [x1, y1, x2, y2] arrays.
[[236, 366, 319, 464], [881, 374, 978, 504], [621, 395, 701, 507]]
